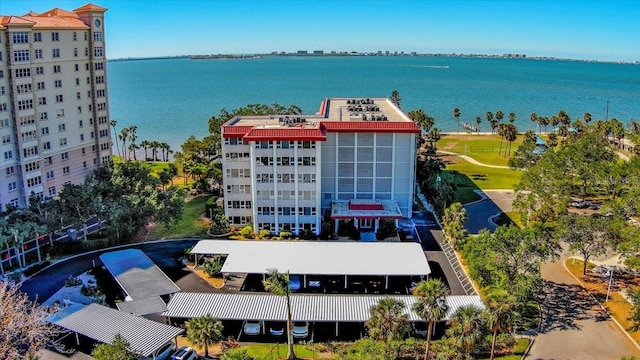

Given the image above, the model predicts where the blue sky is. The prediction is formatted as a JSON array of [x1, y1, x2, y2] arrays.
[[2, 0, 639, 61]]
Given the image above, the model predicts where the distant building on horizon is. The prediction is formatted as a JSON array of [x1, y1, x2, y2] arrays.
[[220, 97, 419, 236], [0, 3, 112, 209]]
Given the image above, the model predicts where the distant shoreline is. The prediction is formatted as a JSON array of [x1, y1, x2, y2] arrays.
[[107, 53, 639, 65]]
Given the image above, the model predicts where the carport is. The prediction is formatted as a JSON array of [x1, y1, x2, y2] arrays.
[[163, 292, 484, 338], [50, 303, 183, 359], [190, 240, 431, 291]]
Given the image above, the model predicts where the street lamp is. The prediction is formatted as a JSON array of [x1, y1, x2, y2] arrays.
[[605, 100, 610, 122], [605, 268, 614, 302]]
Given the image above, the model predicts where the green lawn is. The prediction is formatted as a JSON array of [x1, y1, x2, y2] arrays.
[[243, 343, 321, 359], [438, 134, 525, 167], [446, 162, 522, 190], [149, 195, 210, 239]]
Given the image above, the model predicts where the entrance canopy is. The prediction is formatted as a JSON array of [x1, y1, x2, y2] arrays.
[[50, 303, 183, 357], [163, 292, 484, 322], [99, 249, 180, 301], [190, 240, 430, 276], [331, 199, 403, 220]]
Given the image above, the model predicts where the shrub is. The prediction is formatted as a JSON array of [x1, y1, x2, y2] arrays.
[[257, 229, 271, 239], [203, 256, 224, 277], [240, 225, 254, 239], [64, 275, 83, 287], [278, 231, 292, 239], [376, 219, 398, 240], [209, 212, 231, 235], [221, 348, 252, 360]]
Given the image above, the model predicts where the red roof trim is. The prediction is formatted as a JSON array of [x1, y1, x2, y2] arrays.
[[349, 203, 384, 211], [242, 128, 326, 142], [222, 125, 253, 138], [330, 215, 404, 220], [322, 121, 420, 134]]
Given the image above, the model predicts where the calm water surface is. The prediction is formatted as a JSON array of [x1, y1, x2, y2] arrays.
[[107, 56, 640, 153]]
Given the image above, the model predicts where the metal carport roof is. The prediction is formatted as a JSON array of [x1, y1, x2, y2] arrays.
[[163, 292, 484, 322], [116, 296, 168, 316], [99, 249, 180, 301], [190, 240, 431, 276], [50, 303, 183, 357]]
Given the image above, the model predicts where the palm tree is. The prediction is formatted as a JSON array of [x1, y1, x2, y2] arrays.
[[412, 279, 450, 360], [550, 115, 560, 131], [365, 298, 411, 360], [110, 119, 120, 158], [484, 289, 518, 360], [263, 269, 297, 360], [425, 128, 441, 149], [118, 128, 129, 160], [557, 110, 570, 126], [508, 112, 516, 124], [390, 90, 401, 108], [127, 126, 138, 160], [447, 305, 484, 357], [453, 108, 461, 134], [150, 140, 161, 161], [583, 112, 592, 124], [530, 113, 538, 133], [140, 140, 150, 161], [128, 143, 140, 161], [497, 123, 506, 156], [495, 111, 504, 126], [475, 116, 482, 133], [485, 112, 494, 133], [539, 116, 549, 133], [504, 124, 518, 156], [441, 202, 467, 248], [547, 132, 558, 147], [159, 142, 170, 161], [186, 314, 223, 358]]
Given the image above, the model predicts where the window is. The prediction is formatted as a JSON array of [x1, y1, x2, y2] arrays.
[[37, 82, 45, 90], [44, 156, 52, 165], [33, 32, 42, 42], [36, 66, 44, 75], [13, 49, 30, 62], [59, 138, 67, 146], [6, 166, 15, 176], [0, 119, 8, 128], [56, 95, 63, 103], [74, 48, 78, 57], [61, 152, 69, 160], [19, 115, 35, 125], [299, 207, 316, 216], [75, 78, 80, 86], [42, 141, 51, 150], [79, 120, 83, 127], [94, 47, 103, 57], [34, 49, 43, 59], [48, 186, 56, 196], [99, 129, 108, 138], [41, 127, 49, 135], [0, 87, 3, 95], [17, 84, 32, 94], [96, 89, 105, 97], [18, 99, 34, 110], [46, 170, 54, 179], [57, 109, 64, 118], [4, 151, 13, 160], [75, 64, 79, 72], [23, 146, 38, 158], [226, 185, 251, 194], [298, 173, 316, 183], [58, 123, 66, 132], [21, 131, 36, 142], [38, 97, 47, 105], [85, 48, 89, 57], [63, 166, 70, 175], [55, 80, 62, 88], [277, 157, 294, 166], [52, 48, 60, 58], [0, 70, 3, 78], [13, 32, 29, 44], [15, 68, 31, 77], [26, 177, 42, 187], [8, 182, 17, 191], [97, 103, 106, 111], [94, 62, 104, 70], [80, 134, 84, 141], [100, 142, 110, 151], [73, 32, 77, 41], [298, 156, 316, 166], [2, 135, 10, 144], [77, 92, 81, 100], [51, 32, 59, 41], [93, 32, 103, 42], [53, 65, 61, 73], [298, 141, 315, 149], [24, 161, 40, 172], [84, 32, 88, 41], [277, 141, 291, 149], [0, 103, 6, 111], [95, 75, 104, 84], [40, 112, 48, 120]]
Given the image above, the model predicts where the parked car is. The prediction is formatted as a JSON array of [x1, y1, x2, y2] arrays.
[[268, 322, 285, 336], [571, 200, 589, 209], [307, 278, 322, 292], [292, 322, 309, 338], [171, 346, 198, 360], [153, 341, 176, 360], [412, 322, 428, 337], [244, 320, 261, 336]]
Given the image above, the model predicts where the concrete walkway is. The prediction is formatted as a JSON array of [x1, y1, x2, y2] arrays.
[[437, 150, 510, 169], [526, 252, 640, 359]]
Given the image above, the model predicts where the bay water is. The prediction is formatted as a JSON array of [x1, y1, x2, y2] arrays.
[[107, 56, 640, 154]]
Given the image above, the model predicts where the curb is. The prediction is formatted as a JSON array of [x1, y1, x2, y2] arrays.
[[562, 257, 640, 352]]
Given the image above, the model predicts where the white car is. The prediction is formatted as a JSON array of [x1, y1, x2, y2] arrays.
[[292, 322, 309, 338], [244, 320, 261, 335], [153, 342, 175, 360], [171, 346, 198, 360]]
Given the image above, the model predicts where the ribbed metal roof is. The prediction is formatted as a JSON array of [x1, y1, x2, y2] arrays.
[[116, 296, 168, 316], [190, 240, 431, 276], [99, 249, 180, 301], [163, 292, 484, 322], [50, 303, 183, 356]]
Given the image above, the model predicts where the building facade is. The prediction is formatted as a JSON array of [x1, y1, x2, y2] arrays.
[[0, 4, 111, 209], [221, 97, 419, 236]]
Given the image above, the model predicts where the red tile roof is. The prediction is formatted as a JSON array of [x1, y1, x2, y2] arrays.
[[322, 121, 420, 134], [73, 3, 108, 12], [222, 125, 253, 138]]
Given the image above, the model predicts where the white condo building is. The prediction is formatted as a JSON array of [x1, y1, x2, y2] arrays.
[[0, 4, 111, 209], [221, 97, 419, 236]]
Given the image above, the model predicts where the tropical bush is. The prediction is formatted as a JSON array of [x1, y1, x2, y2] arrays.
[[209, 212, 231, 235], [376, 218, 398, 240], [203, 255, 224, 277]]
